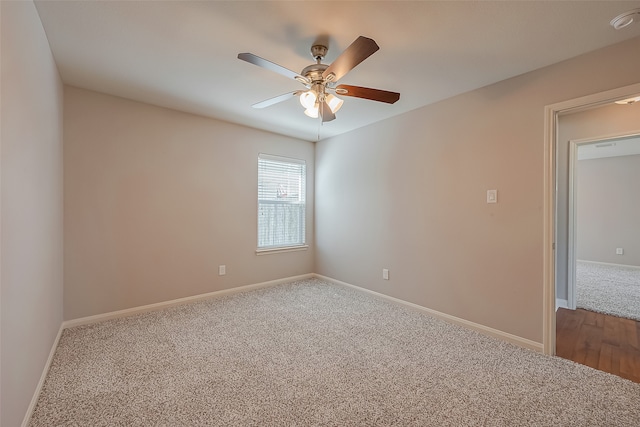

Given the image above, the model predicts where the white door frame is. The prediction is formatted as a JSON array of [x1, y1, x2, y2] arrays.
[[567, 132, 640, 311], [543, 82, 640, 355]]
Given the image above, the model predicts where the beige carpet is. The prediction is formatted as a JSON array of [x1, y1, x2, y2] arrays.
[[30, 278, 640, 426], [577, 261, 640, 321]]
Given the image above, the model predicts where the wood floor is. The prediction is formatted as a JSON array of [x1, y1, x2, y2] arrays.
[[556, 308, 640, 383]]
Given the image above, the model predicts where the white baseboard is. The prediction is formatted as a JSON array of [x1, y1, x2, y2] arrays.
[[315, 274, 544, 353], [63, 273, 314, 329], [556, 298, 568, 311], [22, 324, 64, 427], [577, 259, 640, 270]]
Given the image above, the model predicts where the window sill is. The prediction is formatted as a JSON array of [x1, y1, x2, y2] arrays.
[[256, 245, 309, 255]]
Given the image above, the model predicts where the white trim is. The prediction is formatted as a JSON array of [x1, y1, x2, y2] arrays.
[[63, 273, 314, 329], [255, 245, 308, 255], [567, 140, 578, 310], [316, 274, 544, 353], [21, 324, 64, 427], [578, 259, 640, 270], [258, 152, 306, 165], [556, 299, 569, 311], [543, 102, 557, 356], [543, 81, 640, 356]]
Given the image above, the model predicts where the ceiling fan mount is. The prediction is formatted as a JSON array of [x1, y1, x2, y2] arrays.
[[238, 36, 400, 123], [310, 44, 328, 62]]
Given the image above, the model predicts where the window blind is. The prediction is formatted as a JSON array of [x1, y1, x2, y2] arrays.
[[257, 154, 306, 249]]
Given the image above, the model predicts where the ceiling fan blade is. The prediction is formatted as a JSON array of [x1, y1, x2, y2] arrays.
[[238, 53, 310, 85], [320, 101, 336, 122], [335, 84, 400, 104], [322, 36, 379, 82], [252, 91, 302, 109]]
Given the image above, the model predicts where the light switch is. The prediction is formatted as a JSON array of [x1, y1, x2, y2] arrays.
[[383, 269, 389, 280], [219, 265, 226, 275], [487, 190, 497, 204]]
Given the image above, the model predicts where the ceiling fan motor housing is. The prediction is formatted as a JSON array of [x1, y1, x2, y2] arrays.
[[301, 63, 329, 83]]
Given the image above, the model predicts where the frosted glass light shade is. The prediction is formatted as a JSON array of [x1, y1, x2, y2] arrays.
[[304, 105, 319, 118], [299, 91, 317, 109], [326, 94, 344, 113]]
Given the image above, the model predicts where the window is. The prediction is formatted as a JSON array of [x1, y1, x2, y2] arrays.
[[257, 154, 306, 252]]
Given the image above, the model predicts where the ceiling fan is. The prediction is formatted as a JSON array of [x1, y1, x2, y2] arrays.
[[237, 36, 400, 122]]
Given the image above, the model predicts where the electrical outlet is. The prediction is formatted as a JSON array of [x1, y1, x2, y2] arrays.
[[219, 265, 226, 275], [487, 190, 497, 204], [616, 248, 624, 255], [383, 269, 389, 280]]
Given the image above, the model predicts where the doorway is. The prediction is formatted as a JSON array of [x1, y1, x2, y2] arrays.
[[542, 82, 640, 356], [544, 84, 640, 381], [568, 134, 640, 317], [555, 133, 640, 383]]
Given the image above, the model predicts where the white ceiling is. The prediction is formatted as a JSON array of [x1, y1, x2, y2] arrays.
[[34, 1, 640, 142]]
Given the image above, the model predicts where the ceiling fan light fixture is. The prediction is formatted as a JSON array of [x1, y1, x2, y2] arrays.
[[299, 90, 317, 109], [326, 94, 344, 114]]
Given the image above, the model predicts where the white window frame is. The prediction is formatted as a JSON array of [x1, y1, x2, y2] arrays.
[[256, 153, 308, 254]]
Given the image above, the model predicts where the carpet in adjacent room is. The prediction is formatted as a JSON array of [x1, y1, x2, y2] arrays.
[[576, 260, 640, 321]]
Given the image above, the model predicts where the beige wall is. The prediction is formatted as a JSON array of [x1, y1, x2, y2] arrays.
[[315, 36, 640, 344], [1, 1, 64, 426], [64, 87, 314, 320], [577, 154, 640, 267], [556, 101, 640, 300]]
